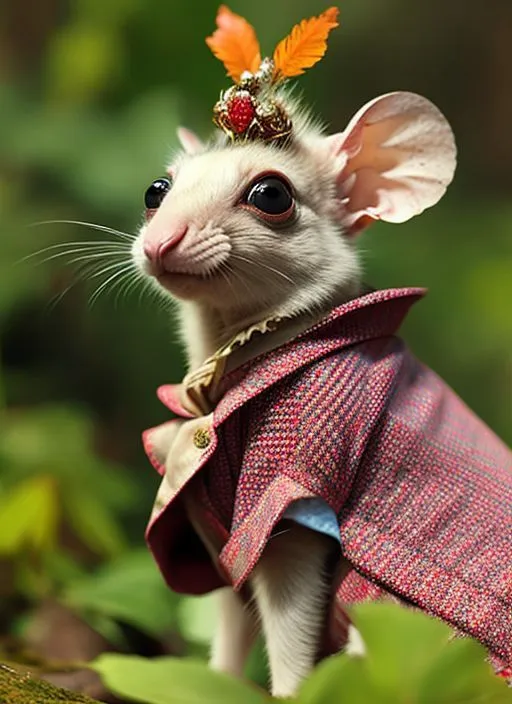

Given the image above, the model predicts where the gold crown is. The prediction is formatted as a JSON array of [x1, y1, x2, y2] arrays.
[[206, 6, 339, 144]]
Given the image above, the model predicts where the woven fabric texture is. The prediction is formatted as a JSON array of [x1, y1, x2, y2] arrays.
[[145, 288, 512, 666]]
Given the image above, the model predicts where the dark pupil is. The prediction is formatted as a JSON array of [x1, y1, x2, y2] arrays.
[[144, 178, 171, 209], [247, 177, 292, 215]]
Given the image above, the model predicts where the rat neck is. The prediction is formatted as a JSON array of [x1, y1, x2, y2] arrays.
[[177, 302, 224, 370], [178, 301, 275, 371], [178, 281, 363, 372]]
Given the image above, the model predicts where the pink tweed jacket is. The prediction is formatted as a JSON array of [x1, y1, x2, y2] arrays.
[[144, 288, 512, 670]]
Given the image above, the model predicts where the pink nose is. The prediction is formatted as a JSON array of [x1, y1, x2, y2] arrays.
[[143, 225, 188, 266]]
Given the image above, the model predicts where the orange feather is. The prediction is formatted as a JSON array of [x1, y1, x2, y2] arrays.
[[206, 5, 262, 83], [273, 7, 339, 80]]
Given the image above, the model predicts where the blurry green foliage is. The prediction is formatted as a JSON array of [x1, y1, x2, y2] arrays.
[[177, 592, 217, 646], [0, 405, 131, 571], [93, 655, 270, 704], [64, 550, 180, 640], [0, 0, 511, 701], [0, 476, 58, 555], [91, 604, 512, 704]]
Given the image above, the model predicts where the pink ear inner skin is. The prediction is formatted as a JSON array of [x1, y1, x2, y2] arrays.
[[329, 92, 457, 235], [177, 126, 204, 155]]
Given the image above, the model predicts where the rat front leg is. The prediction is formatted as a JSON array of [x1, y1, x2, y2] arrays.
[[251, 524, 335, 699], [210, 587, 258, 677]]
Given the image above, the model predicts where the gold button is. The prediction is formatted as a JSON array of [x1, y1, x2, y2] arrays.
[[193, 427, 211, 450]]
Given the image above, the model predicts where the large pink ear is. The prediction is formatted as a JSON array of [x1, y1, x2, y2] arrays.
[[330, 92, 457, 233], [176, 126, 205, 155]]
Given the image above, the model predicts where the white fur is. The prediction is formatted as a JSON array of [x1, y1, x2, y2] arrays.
[[133, 92, 456, 696], [134, 139, 362, 369], [210, 588, 257, 677], [250, 526, 335, 698], [345, 624, 367, 657]]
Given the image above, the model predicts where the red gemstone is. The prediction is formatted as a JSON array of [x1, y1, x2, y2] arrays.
[[498, 667, 512, 679], [227, 95, 255, 134]]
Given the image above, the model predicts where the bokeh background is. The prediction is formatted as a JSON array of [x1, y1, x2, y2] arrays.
[[1, 0, 511, 699]]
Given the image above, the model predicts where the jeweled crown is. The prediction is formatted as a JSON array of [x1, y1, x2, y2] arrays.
[[206, 6, 339, 144]]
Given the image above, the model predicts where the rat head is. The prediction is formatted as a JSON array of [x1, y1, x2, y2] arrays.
[[132, 7, 456, 329], [132, 91, 456, 323], [132, 123, 360, 322]]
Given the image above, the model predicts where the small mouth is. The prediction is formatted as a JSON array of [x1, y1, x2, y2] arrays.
[[155, 270, 217, 296], [146, 261, 209, 284], [143, 259, 164, 277], [157, 271, 198, 283]]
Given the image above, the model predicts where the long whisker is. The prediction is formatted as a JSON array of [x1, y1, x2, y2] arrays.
[[66, 252, 130, 267], [111, 269, 138, 308], [26, 219, 183, 314], [138, 276, 155, 308], [112, 267, 157, 310], [116, 272, 142, 307], [226, 259, 278, 302], [88, 263, 135, 307], [131, 278, 151, 308], [30, 220, 136, 241], [86, 259, 132, 282], [20, 241, 131, 263], [235, 269, 260, 300], [47, 284, 78, 312], [39, 229, 133, 307], [219, 261, 247, 299], [46, 267, 102, 311], [230, 253, 295, 286], [218, 262, 240, 308], [69, 261, 134, 290], [229, 259, 289, 312], [46, 259, 132, 311], [53, 261, 131, 299], [143, 277, 174, 315], [27, 247, 130, 266], [136, 273, 160, 308]]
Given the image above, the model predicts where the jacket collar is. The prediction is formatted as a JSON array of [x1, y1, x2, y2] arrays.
[[164, 287, 427, 417]]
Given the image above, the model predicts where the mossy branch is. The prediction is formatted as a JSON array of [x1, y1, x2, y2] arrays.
[[0, 664, 102, 704]]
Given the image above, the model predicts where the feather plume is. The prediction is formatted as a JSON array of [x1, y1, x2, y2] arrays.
[[273, 7, 339, 81], [206, 5, 262, 82]]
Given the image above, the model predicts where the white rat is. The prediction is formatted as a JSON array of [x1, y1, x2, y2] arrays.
[[131, 86, 456, 696], [125, 5, 507, 699], [133, 91, 456, 367]]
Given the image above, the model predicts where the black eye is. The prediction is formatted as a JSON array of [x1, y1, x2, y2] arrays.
[[245, 175, 294, 219], [144, 177, 172, 210]]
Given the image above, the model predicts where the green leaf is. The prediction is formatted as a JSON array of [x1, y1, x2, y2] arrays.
[[42, 550, 88, 586], [0, 404, 138, 512], [91, 654, 271, 704], [0, 406, 92, 467], [300, 603, 512, 704], [418, 637, 512, 704], [68, 457, 139, 514], [63, 549, 180, 637], [178, 593, 218, 645], [244, 636, 269, 690], [85, 612, 130, 649], [349, 602, 451, 699], [299, 654, 386, 704], [0, 476, 59, 554], [63, 487, 126, 557], [45, 23, 123, 103]]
